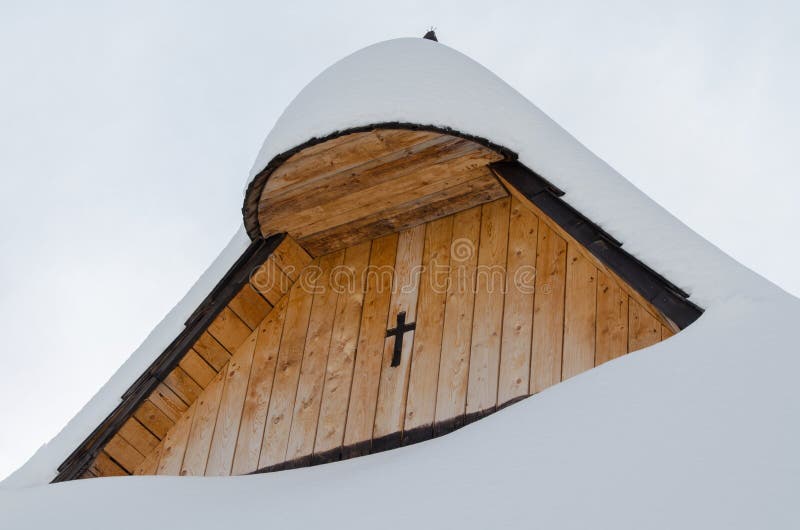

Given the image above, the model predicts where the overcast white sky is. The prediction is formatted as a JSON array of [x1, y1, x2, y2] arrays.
[[0, 0, 797, 481]]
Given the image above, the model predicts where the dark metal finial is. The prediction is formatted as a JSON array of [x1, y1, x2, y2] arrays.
[[423, 28, 438, 42]]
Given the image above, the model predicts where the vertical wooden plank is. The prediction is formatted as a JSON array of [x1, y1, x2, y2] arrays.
[[313, 241, 371, 457], [133, 442, 162, 476], [343, 233, 398, 454], [205, 328, 259, 476], [595, 271, 629, 365], [192, 332, 232, 371], [629, 299, 661, 351], [259, 262, 319, 468], [286, 251, 345, 462], [118, 417, 159, 456], [207, 306, 252, 353], [232, 297, 289, 475], [104, 435, 145, 474], [562, 245, 598, 380], [156, 403, 196, 476], [404, 216, 453, 436], [179, 349, 217, 388], [498, 199, 538, 405], [228, 284, 273, 330], [466, 198, 510, 415], [180, 371, 225, 476], [435, 206, 480, 427], [373, 225, 426, 444], [530, 222, 567, 393]]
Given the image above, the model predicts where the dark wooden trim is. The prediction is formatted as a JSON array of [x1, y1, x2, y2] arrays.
[[52, 234, 286, 483], [249, 407, 510, 476], [491, 160, 703, 329], [242, 122, 518, 240]]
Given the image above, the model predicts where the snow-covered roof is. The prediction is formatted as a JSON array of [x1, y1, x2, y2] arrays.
[[2, 37, 798, 529], [246, 38, 755, 308]]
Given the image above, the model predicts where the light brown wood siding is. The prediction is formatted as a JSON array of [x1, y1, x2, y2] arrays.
[[125, 197, 676, 477], [88, 236, 311, 478], [257, 130, 507, 256]]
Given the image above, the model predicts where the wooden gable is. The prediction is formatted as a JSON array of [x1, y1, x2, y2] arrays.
[[66, 126, 699, 481], [76, 237, 312, 479], [118, 197, 674, 477]]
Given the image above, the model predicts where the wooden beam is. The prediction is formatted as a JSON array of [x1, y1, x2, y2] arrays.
[[498, 199, 538, 405], [434, 206, 481, 430], [313, 241, 371, 459], [466, 198, 510, 415], [373, 225, 426, 447], [404, 216, 454, 439], [232, 297, 289, 474], [285, 251, 345, 463], [343, 233, 398, 456]]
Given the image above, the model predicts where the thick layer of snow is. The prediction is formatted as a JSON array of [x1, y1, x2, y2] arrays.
[[249, 38, 754, 309], [2, 284, 798, 528], [2, 38, 798, 528]]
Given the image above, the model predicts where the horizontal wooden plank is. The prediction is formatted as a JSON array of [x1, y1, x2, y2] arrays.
[[89, 451, 127, 477], [179, 349, 217, 388], [250, 256, 292, 306], [133, 399, 175, 440], [207, 306, 252, 354], [289, 149, 503, 241], [270, 236, 313, 282], [262, 137, 486, 233], [118, 417, 159, 456], [264, 130, 439, 198], [228, 284, 273, 330], [163, 366, 203, 405], [103, 435, 144, 474], [301, 169, 507, 256], [148, 383, 189, 423], [192, 332, 232, 371]]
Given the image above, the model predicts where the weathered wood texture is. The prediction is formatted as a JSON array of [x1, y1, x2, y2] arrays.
[[123, 197, 675, 478], [257, 130, 507, 256], [88, 236, 311, 478]]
